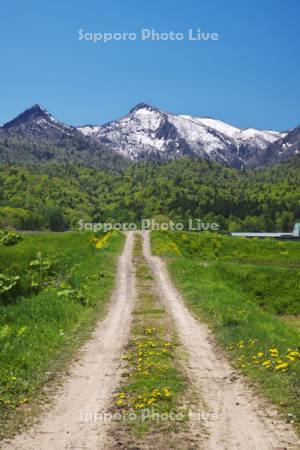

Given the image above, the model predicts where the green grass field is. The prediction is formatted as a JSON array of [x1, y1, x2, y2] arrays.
[[151, 231, 300, 430], [0, 230, 124, 436]]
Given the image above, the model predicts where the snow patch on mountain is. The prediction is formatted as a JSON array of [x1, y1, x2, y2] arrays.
[[180, 115, 240, 139], [78, 125, 102, 137]]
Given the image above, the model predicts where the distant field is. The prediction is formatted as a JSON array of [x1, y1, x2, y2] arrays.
[[0, 230, 124, 436], [152, 231, 300, 430]]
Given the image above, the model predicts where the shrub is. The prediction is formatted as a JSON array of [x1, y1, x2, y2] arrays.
[[0, 229, 23, 246]]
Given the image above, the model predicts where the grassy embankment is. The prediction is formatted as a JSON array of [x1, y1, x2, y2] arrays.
[[152, 231, 300, 430], [0, 230, 124, 438]]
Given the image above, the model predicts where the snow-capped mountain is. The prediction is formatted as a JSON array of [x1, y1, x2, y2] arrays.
[[78, 103, 284, 168], [1, 103, 297, 169], [3, 104, 76, 139], [256, 125, 300, 167], [0, 105, 127, 170]]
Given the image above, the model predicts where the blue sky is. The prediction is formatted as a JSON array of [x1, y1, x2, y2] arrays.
[[0, 0, 299, 130]]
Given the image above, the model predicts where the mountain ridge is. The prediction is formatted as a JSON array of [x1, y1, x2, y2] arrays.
[[77, 103, 286, 168], [1, 103, 298, 169]]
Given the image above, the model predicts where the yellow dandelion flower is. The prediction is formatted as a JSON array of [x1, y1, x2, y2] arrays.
[[275, 363, 288, 370], [262, 360, 271, 367], [163, 388, 171, 397]]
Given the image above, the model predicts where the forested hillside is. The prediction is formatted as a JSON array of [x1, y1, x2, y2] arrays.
[[0, 128, 128, 171], [0, 156, 299, 231]]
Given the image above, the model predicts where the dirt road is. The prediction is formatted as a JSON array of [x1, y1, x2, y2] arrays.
[[3, 232, 135, 450], [3, 230, 299, 450], [143, 230, 299, 450]]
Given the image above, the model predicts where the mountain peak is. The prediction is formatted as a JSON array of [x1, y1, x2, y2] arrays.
[[2, 104, 75, 140], [28, 104, 50, 116], [3, 104, 53, 129], [28, 103, 48, 112], [129, 103, 159, 114]]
